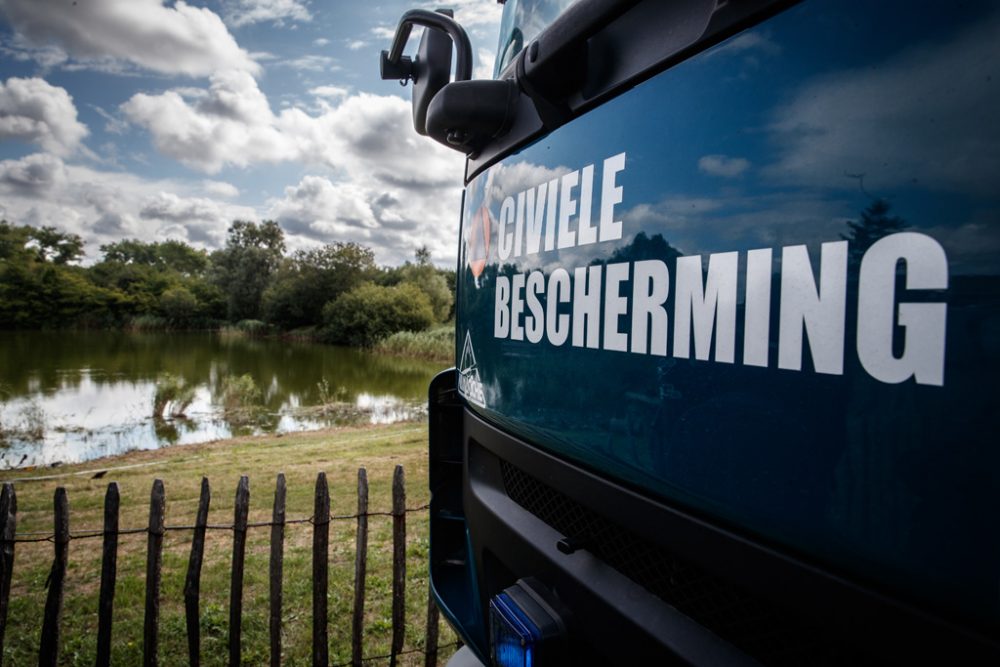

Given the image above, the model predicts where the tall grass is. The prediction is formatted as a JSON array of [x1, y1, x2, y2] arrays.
[[374, 325, 454, 363], [218, 319, 272, 338], [219, 373, 265, 426], [0, 385, 46, 445], [126, 314, 169, 331], [152, 373, 196, 419]]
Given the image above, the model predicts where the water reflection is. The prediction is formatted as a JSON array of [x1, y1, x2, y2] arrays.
[[0, 331, 445, 467]]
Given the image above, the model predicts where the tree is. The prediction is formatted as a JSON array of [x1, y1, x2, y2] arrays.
[[841, 199, 908, 264], [262, 242, 376, 328], [376, 247, 453, 322], [156, 240, 209, 275], [100, 239, 208, 275], [100, 239, 159, 266], [321, 282, 435, 347], [0, 221, 32, 264], [210, 220, 286, 321], [159, 286, 199, 327], [27, 226, 84, 264], [399, 263, 452, 322], [415, 245, 431, 266]]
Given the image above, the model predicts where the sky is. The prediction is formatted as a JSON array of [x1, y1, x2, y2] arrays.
[[0, 0, 503, 266]]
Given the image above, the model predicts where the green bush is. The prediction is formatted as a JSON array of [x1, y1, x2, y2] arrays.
[[220, 373, 261, 410], [321, 282, 434, 347], [159, 286, 199, 326]]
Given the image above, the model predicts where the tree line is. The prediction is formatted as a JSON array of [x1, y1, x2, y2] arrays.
[[0, 219, 454, 347]]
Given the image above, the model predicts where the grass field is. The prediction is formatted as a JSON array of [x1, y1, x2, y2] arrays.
[[0, 422, 457, 666]]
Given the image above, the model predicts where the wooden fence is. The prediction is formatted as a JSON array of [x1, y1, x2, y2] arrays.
[[0, 466, 450, 666]]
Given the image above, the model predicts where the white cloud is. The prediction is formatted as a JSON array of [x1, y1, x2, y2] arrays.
[[121, 70, 297, 172], [764, 13, 1000, 195], [225, 0, 312, 27], [265, 172, 462, 265], [140, 191, 241, 222], [268, 177, 379, 236], [474, 48, 496, 80], [121, 71, 463, 182], [313, 38, 330, 47], [117, 72, 466, 263], [279, 55, 339, 72], [90, 104, 128, 135], [202, 180, 240, 199], [0, 153, 257, 252], [0, 152, 67, 194], [0, 0, 259, 76], [0, 77, 88, 155], [0, 36, 70, 69], [370, 2, 502, 61], [345, 39, 368, 51], [309, 85, 349, 101], [480, 160, 568, 211], [698, 154, 750, 178], [449, 0, 504, 37]]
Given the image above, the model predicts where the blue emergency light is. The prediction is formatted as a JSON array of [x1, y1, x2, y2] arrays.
[[488, 578, 567, 667]]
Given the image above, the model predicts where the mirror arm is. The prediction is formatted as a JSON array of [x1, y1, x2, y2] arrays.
[[381, 9, 473, 83]]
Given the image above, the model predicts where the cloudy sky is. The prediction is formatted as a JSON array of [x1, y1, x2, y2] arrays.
[[0, 0, 502, 265]]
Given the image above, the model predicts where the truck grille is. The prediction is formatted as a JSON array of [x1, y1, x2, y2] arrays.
[[499, 460, 869, 666]]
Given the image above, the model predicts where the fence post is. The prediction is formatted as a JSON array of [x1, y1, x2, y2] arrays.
[[184, 478, 211, 667], [351, 468, 369, 667], [389, 465, 406, 667], [39, 486, 69, 667], [269, 473, 286, 667], [312, 472, 329, 667], [95, 482, 120, 667], [0, 483, 17, 658], [143, 479, 165, 667], [230, 476, 250, 667], [424, 583, 440, 667]]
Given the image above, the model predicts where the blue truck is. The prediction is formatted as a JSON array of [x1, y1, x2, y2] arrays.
[[381, 0, 1000, 664]]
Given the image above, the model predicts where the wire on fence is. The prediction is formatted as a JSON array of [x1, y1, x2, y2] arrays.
[[6, 504, 431, 543]]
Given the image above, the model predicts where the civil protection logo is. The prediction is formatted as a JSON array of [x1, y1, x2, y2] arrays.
[[458, 331, 486, 407], [465, 205, 491, 278]]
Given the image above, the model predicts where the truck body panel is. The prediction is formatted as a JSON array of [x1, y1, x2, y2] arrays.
[[427, 0, 1000, 662]]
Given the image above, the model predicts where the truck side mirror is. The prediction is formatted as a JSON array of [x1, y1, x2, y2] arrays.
[[380, 8, 517, 155]]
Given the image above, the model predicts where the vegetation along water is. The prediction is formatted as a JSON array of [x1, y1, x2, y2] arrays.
[[0, 217, 461, 467], [0, 330, 447, 468]]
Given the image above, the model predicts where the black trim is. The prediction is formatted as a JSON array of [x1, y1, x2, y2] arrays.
[[461, 407, 1000, 665]]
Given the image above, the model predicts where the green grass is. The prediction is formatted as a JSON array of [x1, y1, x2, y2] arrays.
[[374, 326, 454, 364], [0, 422, 456, 666]]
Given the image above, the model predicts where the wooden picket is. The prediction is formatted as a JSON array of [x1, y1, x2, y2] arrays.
[[0, 467, 450, 666]]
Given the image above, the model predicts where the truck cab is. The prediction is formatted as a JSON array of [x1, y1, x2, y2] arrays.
[[382, 0, 1000, 664]]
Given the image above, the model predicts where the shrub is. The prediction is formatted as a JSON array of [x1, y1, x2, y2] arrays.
[[159, 286, 199, 327], [220, 373, 262, 411], [321, 282, 434, 347]]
